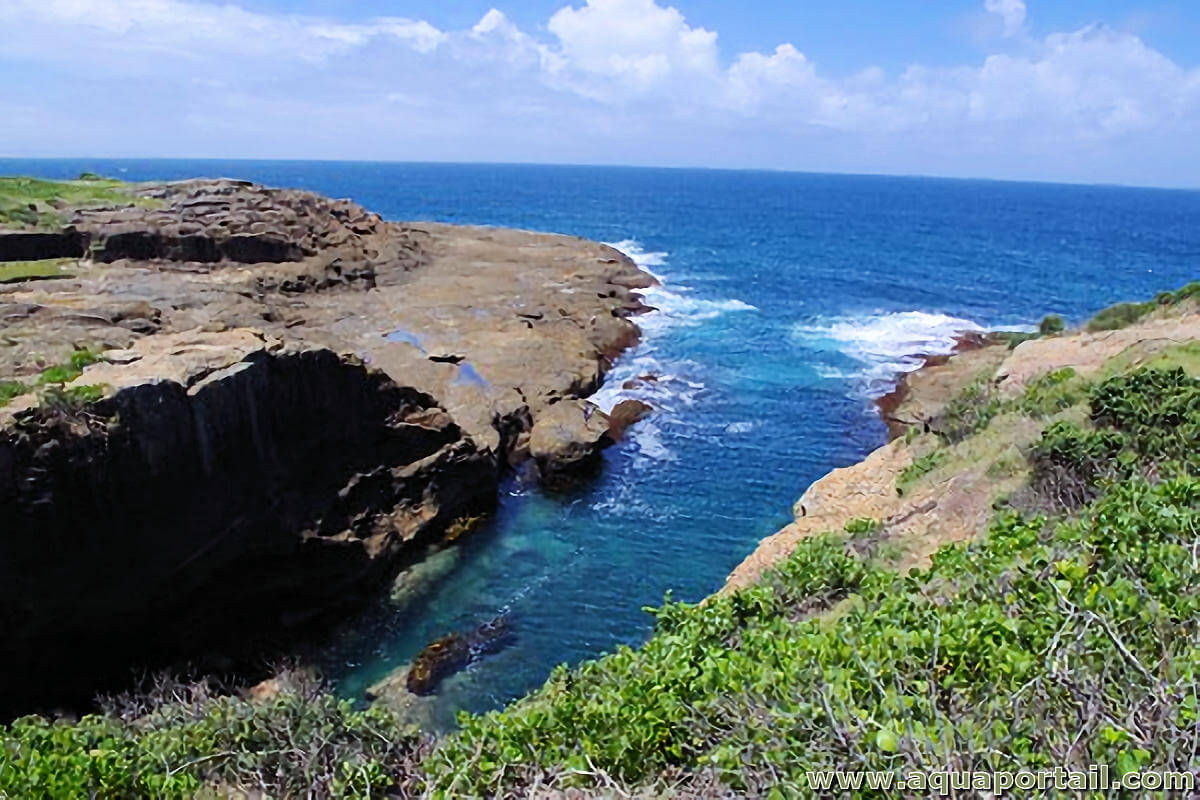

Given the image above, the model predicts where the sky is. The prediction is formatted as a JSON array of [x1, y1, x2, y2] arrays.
[[1, 1, 1198, 187]]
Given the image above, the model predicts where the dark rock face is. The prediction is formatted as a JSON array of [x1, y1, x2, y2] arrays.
[[92, 231, 303, 264], [0, 347, 496, 712], [0, 230, 85, 261]]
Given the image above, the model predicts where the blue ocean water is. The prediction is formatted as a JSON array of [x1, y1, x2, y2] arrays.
[[5, 160, 1198, 727]]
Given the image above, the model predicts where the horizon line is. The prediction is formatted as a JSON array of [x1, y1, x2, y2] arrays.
[[1, 155, 1198, 194]]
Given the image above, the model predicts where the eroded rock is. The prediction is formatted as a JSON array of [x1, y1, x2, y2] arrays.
[[0, 180, 654, 713], [529, 398, 613, 480]]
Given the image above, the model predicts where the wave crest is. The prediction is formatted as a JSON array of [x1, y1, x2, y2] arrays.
[[794, 310, 984, 398]]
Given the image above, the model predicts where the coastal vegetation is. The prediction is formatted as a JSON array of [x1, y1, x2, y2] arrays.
[[427, 359, 1200, 796], [0, 257, 76, 283], [0, 175, 139, 230], [0, 275, 1196, 796], [0, 349, 102, 408], [1086, 281, 1200, 331]]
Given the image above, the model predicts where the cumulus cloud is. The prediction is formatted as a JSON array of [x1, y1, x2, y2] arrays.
[[985, 0, 1028, 37], [0, 0, 1197, 185], [547, 0, 718, 92]]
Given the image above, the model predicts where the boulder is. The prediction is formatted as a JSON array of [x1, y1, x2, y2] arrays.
[[528, 398, 612, 478], [607, 399, 652, 440]]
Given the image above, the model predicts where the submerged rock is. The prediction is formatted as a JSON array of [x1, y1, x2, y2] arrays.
[[405, 616, 514, 696]]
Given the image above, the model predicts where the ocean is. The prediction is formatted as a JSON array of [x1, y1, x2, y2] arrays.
[[5, 159, 1198, 727]]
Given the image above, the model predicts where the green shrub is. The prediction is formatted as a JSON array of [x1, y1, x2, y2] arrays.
[[896, 449, 948, 494], [992, 330, 1040, 349], [931, 377, 1002, 442], [1037, 314, 1065, 335], [843, 517, 882, 535], [1087, 301, 1151, 331], [35, 350, 100, 386], [1089, 366, 1199, 467], [1016, 366, 1085, 417], [0, 673, 426, 798]]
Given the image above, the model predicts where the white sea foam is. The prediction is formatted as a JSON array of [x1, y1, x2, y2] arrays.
[[584, 238, 752, 467], [604, 239, 756, 335], [606, 239, 668, 273], [794, 310, 984, 399]]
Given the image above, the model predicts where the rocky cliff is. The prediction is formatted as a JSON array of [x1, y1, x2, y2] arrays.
[[0, 178, 653, 711], [725, 297, 1200, 591]]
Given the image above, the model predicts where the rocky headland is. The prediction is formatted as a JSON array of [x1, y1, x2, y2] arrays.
[[0, 177, 654, 712], [726, 292, 1200, 591]]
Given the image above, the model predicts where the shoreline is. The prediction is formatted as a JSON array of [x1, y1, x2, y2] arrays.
[[0, 177, 655, 715], [873, 329, 990, 439]]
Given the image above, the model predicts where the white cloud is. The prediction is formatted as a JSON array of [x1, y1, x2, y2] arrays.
[[0, 0, 445, 65], [985, 0, 1027, 37], [0, 0, 1197, 185]]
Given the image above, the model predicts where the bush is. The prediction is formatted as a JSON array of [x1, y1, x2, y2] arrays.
[[1087, 301, 1151, 331], [1038, 314, 1065, 335], [1016, 366, 1085, 417], [930, 377, 1002, 442], [0, 672, 427, 798], [1089, 366, 1199, 468], [1085, 284, 1197, 333], [1029, 421, 1125, 509]]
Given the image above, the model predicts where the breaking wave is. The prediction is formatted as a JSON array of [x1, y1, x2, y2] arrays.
[[793, 310, 984, 399]]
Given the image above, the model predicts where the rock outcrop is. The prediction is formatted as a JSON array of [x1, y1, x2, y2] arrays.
[[0, 179, 653, 712], [528, 398, 613, 483], [726, 303, 1200, 592]]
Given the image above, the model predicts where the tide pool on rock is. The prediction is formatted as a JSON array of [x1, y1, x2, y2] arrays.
[[5, 160, 1198, 729]]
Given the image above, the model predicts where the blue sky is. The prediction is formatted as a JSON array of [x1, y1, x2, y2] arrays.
[[1, 0, 1198, 187]]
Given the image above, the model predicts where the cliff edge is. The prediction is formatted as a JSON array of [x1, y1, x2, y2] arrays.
[[0, 177, 653, 711]]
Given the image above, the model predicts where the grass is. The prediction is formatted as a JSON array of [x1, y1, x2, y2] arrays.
[[1098, 340, 1200, 379], [0, 175, 140, 230], [35, 350, 101, 387], [0, 380, 26, 408], [896, 447, 948, 494], [0, 351, 103, 408], [0, 258, 77, 283]]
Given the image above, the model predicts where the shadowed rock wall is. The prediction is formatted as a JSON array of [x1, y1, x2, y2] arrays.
[[0, 348, 496, 711]]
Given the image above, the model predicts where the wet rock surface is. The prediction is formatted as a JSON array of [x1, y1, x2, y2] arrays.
[[404, 616, 514, 696], [0, 179, 651, 712]]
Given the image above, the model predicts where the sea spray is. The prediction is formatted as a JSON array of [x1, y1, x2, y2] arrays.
[[793, 310, 985, 399]]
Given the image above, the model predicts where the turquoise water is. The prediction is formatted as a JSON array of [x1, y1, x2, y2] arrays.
[[6, 160, 1199, 727]]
